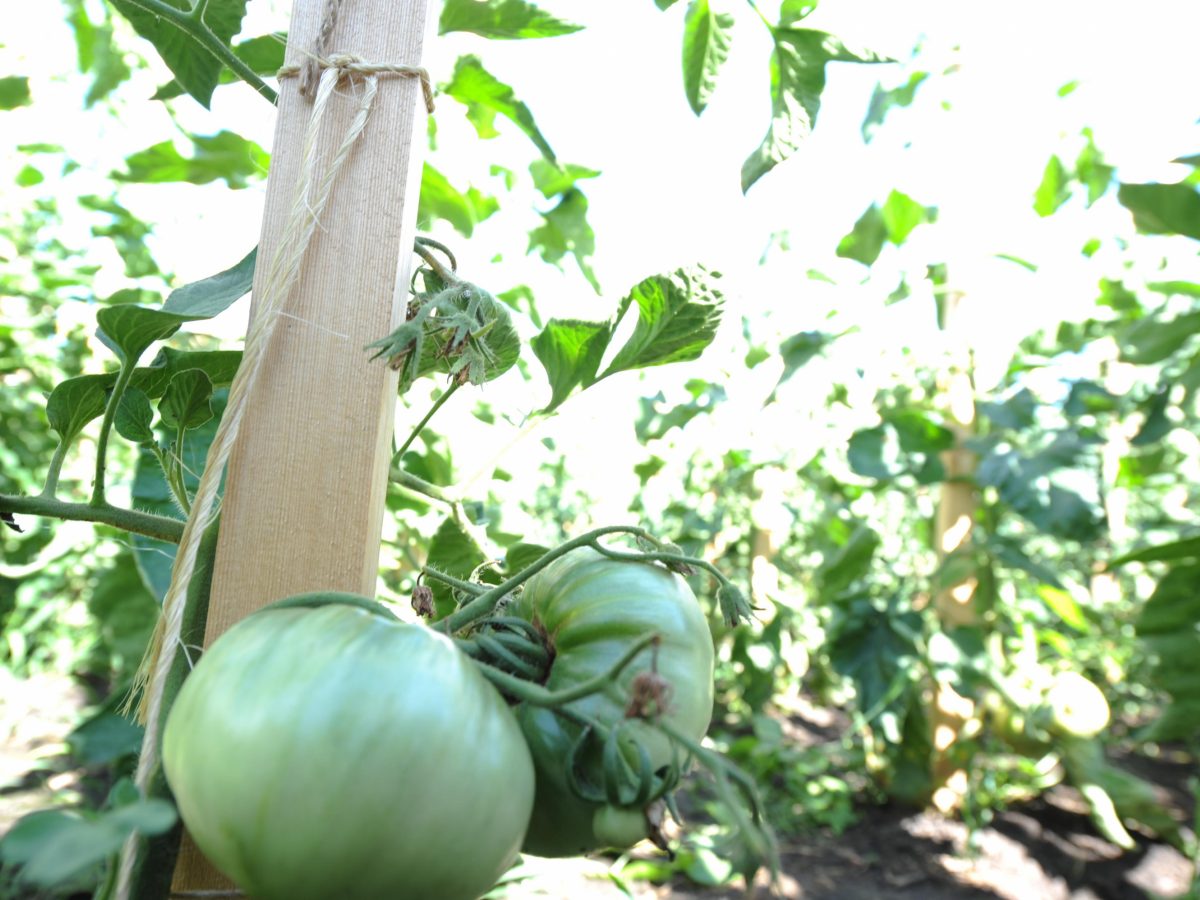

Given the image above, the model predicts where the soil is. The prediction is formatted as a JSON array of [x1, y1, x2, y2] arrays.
[[1, 674, 1195, 900]]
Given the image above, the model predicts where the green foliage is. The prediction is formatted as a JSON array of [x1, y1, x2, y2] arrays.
[[681, 0, 734, 116], [108, 0, 249, 108], [741, 28, 889, 192], [439, 0, 583, 40]]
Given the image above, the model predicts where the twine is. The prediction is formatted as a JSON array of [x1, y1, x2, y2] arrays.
[[114, 35, 424, 900], [279, 54, 435, 113]]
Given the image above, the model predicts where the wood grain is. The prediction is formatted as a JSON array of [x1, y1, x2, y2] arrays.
[[171, 0, 432, 892]]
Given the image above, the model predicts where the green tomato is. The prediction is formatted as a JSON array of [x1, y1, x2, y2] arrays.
[[592, 805, 648, 848], [1045, 671, 1111, 739], [163, 599, 535, 900], [508, 548, 714, 857]]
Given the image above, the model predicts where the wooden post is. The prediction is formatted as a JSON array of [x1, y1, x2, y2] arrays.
[[171, 0, 432, 891]]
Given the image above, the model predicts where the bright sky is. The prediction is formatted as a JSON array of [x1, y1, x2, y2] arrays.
[[3, 0, 1199, 528]]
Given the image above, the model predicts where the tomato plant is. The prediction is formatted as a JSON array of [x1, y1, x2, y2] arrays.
[[505, 548, 715, 857], [163, 597, 534, 900]]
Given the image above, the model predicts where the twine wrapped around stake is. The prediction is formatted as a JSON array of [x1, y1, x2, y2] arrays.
[[114, 49, 431, 900]]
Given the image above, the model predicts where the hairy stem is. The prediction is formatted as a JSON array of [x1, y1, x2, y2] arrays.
[[0, 494, 184, 543], [91, 361, 137, 506], [40, 441, 70, 499], [422, 566, 488, 597], [389, 469, 458, 507]]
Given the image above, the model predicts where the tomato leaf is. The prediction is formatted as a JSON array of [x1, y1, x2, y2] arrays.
[[862, 71, 928, 142], [162, 248, 256, 319], [529, 160, 600, 199], [1117, 310, 1200, 364], [116, 131, 268, 189], [443, 55, 556, 161], [531, 319, 615, 413], [1109, 535, 1200, 568], [425, 518, 490, 620], [96, 306, 184, 365], [528, 188, 599, 291], [836, 204, 886, 265], [115, 387, 155, 444], [1118, 181, 1200, 239], [682, 0, 734, 116], [439, 0, 583, 39], [46, 375, 112, 446], [1034, 155, 1072, 217], [601, 267, 723, 378], [153, 33, 285, 100], [742, 29, 889, 192], [108, 0, 248, 109], [159, 369, 214, 432], [418, 164, 499, 237], [0, 75, 32, 110]]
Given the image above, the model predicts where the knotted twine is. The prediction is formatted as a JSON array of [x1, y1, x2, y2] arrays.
[[114, 38, 432, 900]]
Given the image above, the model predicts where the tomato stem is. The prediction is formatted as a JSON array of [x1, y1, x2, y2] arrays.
[[473, 632, 660, 707]]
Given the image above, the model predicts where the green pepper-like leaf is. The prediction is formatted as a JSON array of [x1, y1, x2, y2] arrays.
[[115, 387, 155, 444], [163, 248, 256, 318], [96, 306, 184, 365]]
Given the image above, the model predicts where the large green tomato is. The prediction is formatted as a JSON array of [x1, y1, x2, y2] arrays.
[[507, 549, 714, 857], [163, 599, 535, 900]]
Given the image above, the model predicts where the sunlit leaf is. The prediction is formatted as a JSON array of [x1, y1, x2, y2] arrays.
[[154, 33, 286, 100], [741, 28, 889, 192], [425, 517, 489, 620], [862, 71, 927, 141], [46, 376, 111, 445], [0, 76, 32, 110], [418, 164, 499, 237], [439, 0, 582, 39], [1034, 155, 1071, 217], [443, 55, 556, 161], [836, 204, 885, 265], [531, 318, 614, 413], [529, 159, 600, 198], [116, 131, 268, 189], [528, 188, 598, 290], [682, 0, 734, 116]]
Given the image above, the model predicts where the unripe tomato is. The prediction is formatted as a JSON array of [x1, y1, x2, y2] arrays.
[[163, 600, 535, 900], [508, 549, 714, 856]]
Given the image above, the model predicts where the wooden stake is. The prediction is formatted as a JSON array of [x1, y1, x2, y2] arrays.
[[171, 0, 432, 891]]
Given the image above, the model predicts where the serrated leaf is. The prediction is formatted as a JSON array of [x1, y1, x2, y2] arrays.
[[0, 76, 32, 110], [46, 376, 112, 445], [115, 387, 155, 444], [439, 0, 583, 39], [601, 268, 723, 378], [836, 204, 886, 265], [682, 0, 734, 116], [529, 159, 600, 198], [116, 131, 268, 189], [528, 188, 598, 290], [108, 0, 248, 108], [531, 319, 615, 413], [163, 247, 256, 318], [96, 306, 184, 364], [425, 518, 489, 620], [1118, 181, 1200, 239], [417, 164, 499, 237], [742, 28, 889, 192], [159, 369, 214, 432], [444, 55, 556, 161]]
